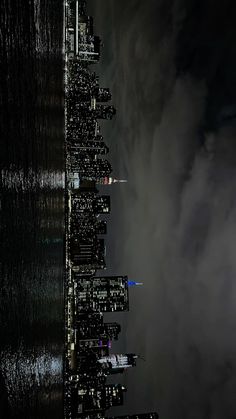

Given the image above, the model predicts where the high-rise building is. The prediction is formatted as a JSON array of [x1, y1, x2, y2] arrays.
[[76, 315, 121, 341], [68, 85, 111, 104], [71, 216, 107, 240], [101, 322, 121, 340], [77, 337, 111, 354], [97, 176, 127, 185], [68, 134, 104, 146], [94, 105, 116, 120], [93, 195, 110, 214], [108, 414, 159, 419], [67, 118, 99, 138], [93, 87, 111, 102], [70, 157, 112, 181], [68, 141, 109, 155], [66, 5, 101, 61], [71, 191, 96, 214], [70, 238, 106, 272], [71, 193, 110, 215], [70, 383, 126, 416], [104, 384, 127, 408], [95, 220, 107, 235], [67, 69, 98, 101], [72, 338, 110, 374], [77, 34, 101, 63], [98, 353, 138, 374], [76, 313, 103, 339], [74, 276, 129, 313]]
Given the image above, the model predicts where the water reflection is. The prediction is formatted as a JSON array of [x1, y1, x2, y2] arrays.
[[1, 168, 65, 191], [1, 347, 62, 418], [0, 0, 64, 417]]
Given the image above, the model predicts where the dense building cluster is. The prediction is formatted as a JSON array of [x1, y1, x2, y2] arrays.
[[64, 2, 159, 419]]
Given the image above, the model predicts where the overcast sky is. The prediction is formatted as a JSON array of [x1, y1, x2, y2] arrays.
[[88, 1, 236, 418]]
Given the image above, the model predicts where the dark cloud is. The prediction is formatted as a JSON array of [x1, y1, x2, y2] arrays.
[[88, 1, 236, 418]]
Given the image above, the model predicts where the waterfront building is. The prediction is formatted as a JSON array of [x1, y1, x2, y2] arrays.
[[93, 105, 116, 120], [94, 87, 111, 102], [75, 179, 97, 193], [67, 133, 104, 145], [76, 338, 111, 356], [70, 157, 112, 181], [93, 219, 107, 235], [97, 176, 127, 185], [67, 119, 100, 139], [68, 141, 109, 156], [93, 195, 110, 214], [98, 353, 138, 374], [67, 119, 98, 138], [74, 275, 129, 313], [108, 414, 159, 419], [66, 1, 101, 61], [67, 85, 110, 104], [71, 192, 97, 214], [71, 217, 107, 240], [76, 313, 103, 339], [75, 103, 116, 120], [100, 322, 121, 340], [70, 238, 106, 272], [74, 339, 111, 372], [71, 193, 110, 215], [76, 314, 121, 341], [70, 383, 126, 416]]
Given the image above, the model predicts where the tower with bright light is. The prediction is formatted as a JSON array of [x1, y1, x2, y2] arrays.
[[128, 281, 143, 287], [98, 176, 127, 185], [98, 353, 138, 374]]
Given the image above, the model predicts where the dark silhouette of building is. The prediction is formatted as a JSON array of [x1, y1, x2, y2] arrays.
[[94, 87, 111, 102]]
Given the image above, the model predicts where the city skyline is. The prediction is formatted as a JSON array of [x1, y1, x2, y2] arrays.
[[64, 2, 159, 418], [1, 0, 236, 417]]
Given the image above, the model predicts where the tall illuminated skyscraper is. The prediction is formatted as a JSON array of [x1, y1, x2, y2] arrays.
[[98, 353, 138, 374], [97, 176, 127, 185], [74, 275, 129, 313]]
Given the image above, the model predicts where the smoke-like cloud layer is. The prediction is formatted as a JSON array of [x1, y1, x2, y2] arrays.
[[89, 1, 236, 418]]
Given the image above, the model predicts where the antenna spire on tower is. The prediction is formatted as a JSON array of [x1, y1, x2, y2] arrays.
[[99, 176, 128, 185], [128, 281, 143, 287], [113, 178, 127, 183]]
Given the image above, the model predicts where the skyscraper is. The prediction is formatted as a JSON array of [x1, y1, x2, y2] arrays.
[[74, 276, 129, 313], [70, 383, 127, 416], [98, 353, 138, 374], [108, 414, 159, 419], [70, 238, 106, 272], [71, 193, 110, 215], [101, 322, 121, 340]]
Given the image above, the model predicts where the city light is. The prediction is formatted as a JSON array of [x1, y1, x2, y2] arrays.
[[64, 1, 158, 419]]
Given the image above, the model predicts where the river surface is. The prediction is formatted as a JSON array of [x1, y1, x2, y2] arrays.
[[0, 0, 64, 417]]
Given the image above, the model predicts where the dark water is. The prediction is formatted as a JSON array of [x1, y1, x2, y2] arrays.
[[0, 0, 64, 417]]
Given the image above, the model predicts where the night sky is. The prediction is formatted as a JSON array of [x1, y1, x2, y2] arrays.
[[88, 1, 236, 418]]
